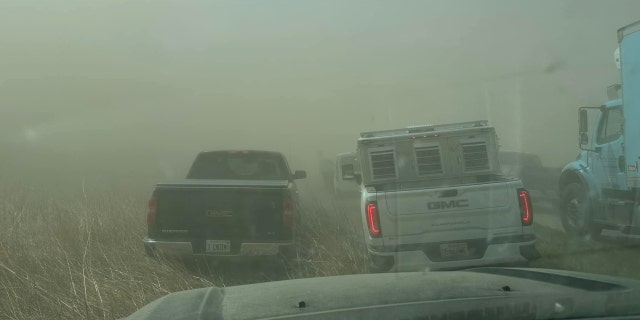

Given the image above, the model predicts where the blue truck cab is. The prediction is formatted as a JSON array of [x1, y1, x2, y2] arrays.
[[559, 20, 640, 238]]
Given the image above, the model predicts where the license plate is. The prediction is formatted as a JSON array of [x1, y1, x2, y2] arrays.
[[205, 240, 231, 253], [440, 242, 469, 258], [205, 209, 233, 218]]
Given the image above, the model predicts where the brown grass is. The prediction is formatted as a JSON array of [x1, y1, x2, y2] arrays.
[[2, 181, 640, 319], [531, 223, 640, 280], [0, 183, 366, 319]]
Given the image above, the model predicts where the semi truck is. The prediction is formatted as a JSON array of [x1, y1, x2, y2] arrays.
[[559, 20, 640, 238]]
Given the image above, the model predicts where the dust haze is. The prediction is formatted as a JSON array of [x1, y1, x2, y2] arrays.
[[1, 0, 639, 193]]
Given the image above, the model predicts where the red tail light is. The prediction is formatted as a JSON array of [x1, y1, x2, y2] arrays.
[[366, 202, 381, 237], [147, 196, 157, 227], [283, 197, 294, 228], [517, 189, 533, 226]]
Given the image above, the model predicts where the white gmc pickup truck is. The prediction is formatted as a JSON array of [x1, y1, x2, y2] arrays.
[[355, 121, 539, 272]]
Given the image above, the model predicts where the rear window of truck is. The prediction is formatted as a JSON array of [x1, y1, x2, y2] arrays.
[[187, 151, 290, 180]]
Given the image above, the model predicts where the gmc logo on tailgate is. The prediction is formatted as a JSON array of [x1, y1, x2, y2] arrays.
[[428, 199, 469, 210]]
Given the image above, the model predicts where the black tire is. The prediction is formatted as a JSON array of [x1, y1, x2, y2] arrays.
[[560, 182, 600, 239], [589, 223, 604, 240]]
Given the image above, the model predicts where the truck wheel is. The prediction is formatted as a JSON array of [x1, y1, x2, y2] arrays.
[[560, 182, 595, 238], [589, 224, 604, 240]]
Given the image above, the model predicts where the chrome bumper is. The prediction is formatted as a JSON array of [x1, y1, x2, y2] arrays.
[[143, 237, 292, 257], [368, 236, 537, 272]]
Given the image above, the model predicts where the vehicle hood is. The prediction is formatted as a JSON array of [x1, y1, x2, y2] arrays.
[[120, 268, 640, 320], [156, 179, 291, 189]]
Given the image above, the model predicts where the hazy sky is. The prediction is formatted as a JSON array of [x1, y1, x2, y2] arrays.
[[1, 0, 640, 184]]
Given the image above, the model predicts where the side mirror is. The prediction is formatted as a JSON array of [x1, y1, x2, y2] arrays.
[[354, 173, 362, 185], [579, 109, 589, 133], [292, 170, 307, 180], [580, 132, 589, 145]]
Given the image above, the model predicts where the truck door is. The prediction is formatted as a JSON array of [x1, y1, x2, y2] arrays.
[[592, 106, 625, 191]]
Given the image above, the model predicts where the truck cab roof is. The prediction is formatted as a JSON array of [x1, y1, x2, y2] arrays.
[[336, 151, 356, 158], [198, 150, 284, 156]]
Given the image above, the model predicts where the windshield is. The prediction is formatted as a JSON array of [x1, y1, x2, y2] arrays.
[[2, 1, 640, 319]]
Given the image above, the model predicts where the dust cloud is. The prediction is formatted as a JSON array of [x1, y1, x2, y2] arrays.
[[1, 0, 639, 193]]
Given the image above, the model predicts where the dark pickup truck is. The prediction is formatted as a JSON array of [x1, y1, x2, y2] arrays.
[[143, 150, 307, 259]]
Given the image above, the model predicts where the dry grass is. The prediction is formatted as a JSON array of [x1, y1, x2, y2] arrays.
[[0, 184, 206, 319], [2, 179, 640, 319], [531, 223, 640, 280], [0, 183, 366, 319], [288, 191, 367, 278]]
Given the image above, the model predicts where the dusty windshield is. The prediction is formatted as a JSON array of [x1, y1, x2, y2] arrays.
[[2, 1, 640, 319]]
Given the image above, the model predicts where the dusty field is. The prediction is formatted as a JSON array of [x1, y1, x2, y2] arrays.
[[0, 182, 366, 320], [1, 182, 639, 319]]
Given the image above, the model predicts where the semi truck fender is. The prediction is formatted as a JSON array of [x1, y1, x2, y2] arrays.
[[558, 158, 603, 211]]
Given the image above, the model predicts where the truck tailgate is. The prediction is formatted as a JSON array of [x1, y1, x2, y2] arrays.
[[379, 181, 521, 240], [151, 180, 292, 254]]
